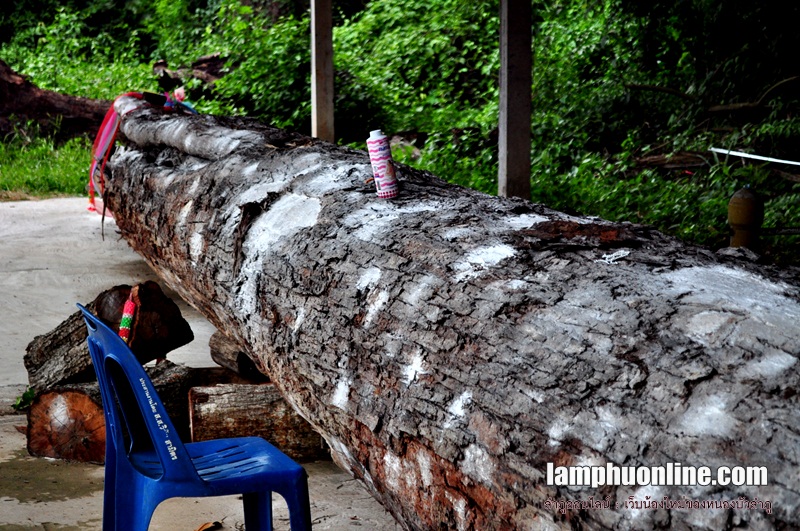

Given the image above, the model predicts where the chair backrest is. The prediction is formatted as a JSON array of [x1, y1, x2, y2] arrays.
[[78, 304, 199, 483]]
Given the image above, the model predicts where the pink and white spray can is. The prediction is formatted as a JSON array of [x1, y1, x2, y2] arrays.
[[367, 129, 399, 199]]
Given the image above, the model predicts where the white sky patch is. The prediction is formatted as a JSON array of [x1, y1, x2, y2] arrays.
[[444, 391, 472, 428], [678, 393, 738, 438], [363, 290, 389, 328], [462, 443, 495, 486], [357, 266, 382, 291], [403, 352, 426, 385], [331, 378, 352, 410], [452, 244, 517, 282], [503, 213, 548, 230]]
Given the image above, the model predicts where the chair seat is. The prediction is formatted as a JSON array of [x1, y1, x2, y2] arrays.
[[129, 437, 305, 495]]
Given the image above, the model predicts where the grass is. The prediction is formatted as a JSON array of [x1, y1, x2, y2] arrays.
[[0, 132, 90, 200]]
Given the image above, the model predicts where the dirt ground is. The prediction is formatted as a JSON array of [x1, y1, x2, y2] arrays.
[[0, 197, 400, 530]]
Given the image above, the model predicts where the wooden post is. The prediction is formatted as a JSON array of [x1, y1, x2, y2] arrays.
[[311, 0, 334, 142], [498, 0, 532, 199]]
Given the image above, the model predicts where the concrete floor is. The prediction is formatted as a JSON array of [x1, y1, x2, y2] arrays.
[[0, 197, 400, 530]]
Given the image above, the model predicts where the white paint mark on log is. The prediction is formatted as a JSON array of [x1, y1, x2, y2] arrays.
[[244, 194, 321, 249], [50, 394, 72, 430], [357, 266, 381, 291], [416, 450, 433, 487], [547, 417, 570, 446], [242, 162, 260, 178], [344, 201, 440, 243], [522, 388, 545, 404], [739, 351, 797, 380], [292, 307, 306, 341], [178, 200, 193, 229], [462, 443, 495, 486], [445, 491, 469, 531], [402, 275, 438, 307], [678, 393, 737, 438], [664, 265, 800, 330], [503, 213, 548, 230], [442, 227, 473, 241], [187, 178, 200, 196], [684, 310, 739, 347], [444, 391, 472, 428], [403, 352, 426, 385], [383, 452, 402, 492], [363, 289, 389, 328], [189, 231, 204, 264], [596, 249, 631, 264], [331, 378, 351, 410], [452, 244, 517, 282]]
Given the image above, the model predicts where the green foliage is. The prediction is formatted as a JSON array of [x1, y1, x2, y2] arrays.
[[0, 0, 798, 264], [2, 8, 155, 99], [202, 2, 312, 128], [0, 122, 89, 197], [12, 387, 36, 412]]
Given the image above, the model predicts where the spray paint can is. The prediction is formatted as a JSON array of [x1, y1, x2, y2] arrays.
[[367, 129, 399, 199]]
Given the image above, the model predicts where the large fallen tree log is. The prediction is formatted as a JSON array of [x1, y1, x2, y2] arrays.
[[0, 59, 109, 140], [103, 96, 800, 529]]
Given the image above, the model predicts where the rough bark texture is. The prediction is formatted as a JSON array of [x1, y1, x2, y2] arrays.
[[24, 281, 194, 391], [209, 330, 269, 382], [189, 383, 327, 461], [0, 59, 109, 140], [105, 96, 800, 530]]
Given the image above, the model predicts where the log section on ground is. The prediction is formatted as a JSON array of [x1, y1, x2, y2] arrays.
[[104, 96, 800, 530]]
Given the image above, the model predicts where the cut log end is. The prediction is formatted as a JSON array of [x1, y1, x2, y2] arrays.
[[26, 390, 106, 464]]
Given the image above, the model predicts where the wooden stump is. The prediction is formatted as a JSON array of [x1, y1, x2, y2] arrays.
[[189, 383, 327, 462], [26, 388, 105, 464]]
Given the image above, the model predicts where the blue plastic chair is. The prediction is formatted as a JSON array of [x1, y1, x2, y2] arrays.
[[77, 304, 312, 531]]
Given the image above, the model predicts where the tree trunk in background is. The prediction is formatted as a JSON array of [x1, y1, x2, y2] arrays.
[[0, 60, 109, 140], [104, 96, 800, 529]]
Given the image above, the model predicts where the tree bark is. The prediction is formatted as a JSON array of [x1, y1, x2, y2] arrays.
[[189, 383, 327, 461], [209, 330, 269, 382], [0, 59, 110, 140], [104, 96, 800, 529]]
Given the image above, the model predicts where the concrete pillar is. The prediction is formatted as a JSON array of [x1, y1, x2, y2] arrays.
[[498, 0, 532, 199]]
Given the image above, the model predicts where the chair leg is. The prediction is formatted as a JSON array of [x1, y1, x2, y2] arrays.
[[243, 491, 273, 531], [280, 474, 312, 531]]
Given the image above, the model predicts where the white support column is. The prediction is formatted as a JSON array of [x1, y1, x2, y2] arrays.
[[311, 0, 334, 142], [498, 0, 532, 199]]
